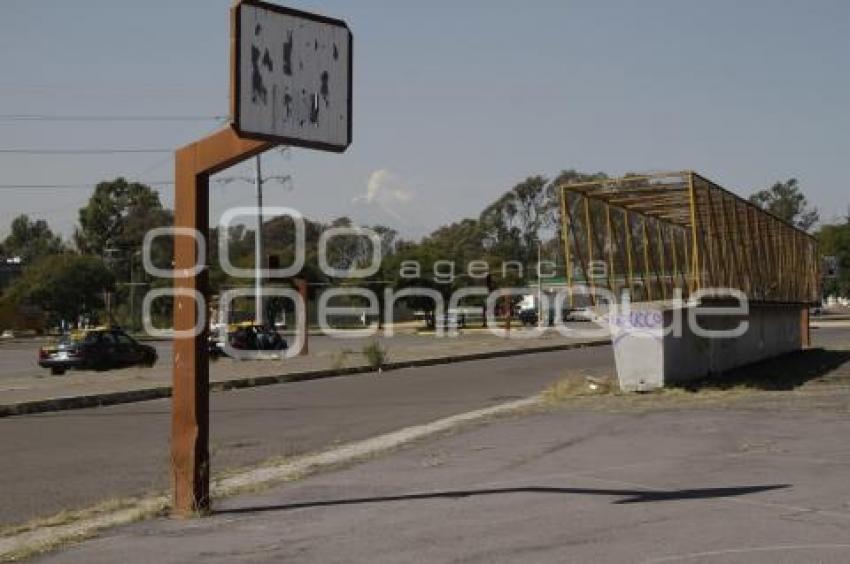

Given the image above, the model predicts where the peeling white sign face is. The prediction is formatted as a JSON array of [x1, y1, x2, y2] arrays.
[[233, 1, 352, 152]]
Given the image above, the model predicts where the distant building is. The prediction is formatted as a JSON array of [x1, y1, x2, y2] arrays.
[[525, 276, 596, 310], [0, 256, 23, 291]]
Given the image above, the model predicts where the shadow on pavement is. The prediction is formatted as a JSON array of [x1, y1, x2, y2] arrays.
[[216, 484, 789, 515], [677, 348, 850, 391]]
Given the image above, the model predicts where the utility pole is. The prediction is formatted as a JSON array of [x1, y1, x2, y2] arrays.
[[128, 249, 145, 332], [537, 241, 543, 327], [255, 154, 264, 326], [129, 254, 135, 330], [103, 246, 119, 326], [252, 149, 291, 328]]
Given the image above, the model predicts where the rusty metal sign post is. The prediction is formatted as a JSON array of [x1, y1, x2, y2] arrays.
[[171, 0, 351, 516]]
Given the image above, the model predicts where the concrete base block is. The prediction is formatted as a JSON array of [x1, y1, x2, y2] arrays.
[[608, 303, 805, 392]]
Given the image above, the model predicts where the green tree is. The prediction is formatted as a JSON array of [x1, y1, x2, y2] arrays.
[[479, 176, 549, 265], [4, 254, 114, 324], [546, 169, 609, 229], [385, 218, 493, 322], [817, 218, 850, 298], [1, 214, 64, 262], [75, 178, 172, 256], [749, 178, 819, 231], [546, 169, 609, 270]]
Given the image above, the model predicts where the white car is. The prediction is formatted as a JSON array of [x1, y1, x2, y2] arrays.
[[569, 308, 597, 322]]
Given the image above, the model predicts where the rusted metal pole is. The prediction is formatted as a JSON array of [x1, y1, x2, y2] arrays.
[[172, 126, 272, 517], [641, 217, 653, 301], [624, 210, 635, 300], [686, 172, 700, 294], [503, 290, 512, 333], [172, 148, 210, 516], [583, 196, 596, 306], [800, 306, 810, 348], [294, 278, 309, 356], [561, 189, 574, 308], [604, 203, 615, 295], [656, 221, 667, 301]]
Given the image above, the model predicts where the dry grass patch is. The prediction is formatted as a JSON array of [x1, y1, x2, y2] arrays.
[[541, 371, 784, 413], [0, 498, 159, 538], [543, 374, 620, 403], [0, 497, 168, 563]]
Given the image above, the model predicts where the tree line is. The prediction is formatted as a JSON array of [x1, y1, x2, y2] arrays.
[[0, 172, 842, 332]]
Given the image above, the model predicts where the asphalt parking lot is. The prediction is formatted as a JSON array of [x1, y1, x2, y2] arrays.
[[34, 380, 850, 563]]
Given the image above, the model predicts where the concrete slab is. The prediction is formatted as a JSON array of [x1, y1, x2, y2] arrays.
[[33, 396, 850, 563], [610, 302, 806, 391]]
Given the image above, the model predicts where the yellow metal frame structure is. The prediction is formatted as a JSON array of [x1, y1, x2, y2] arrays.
[[559, 171, 820, 306]]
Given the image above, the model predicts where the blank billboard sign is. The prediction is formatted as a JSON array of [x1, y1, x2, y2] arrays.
[[232, 0, 352, 152]]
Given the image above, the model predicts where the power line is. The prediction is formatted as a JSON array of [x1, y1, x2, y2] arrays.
[[0, 176, 291, 190], [0, 181, 173, 190], [0, 148, 173, 154], [214, 175, 292, 186], [0, 114, 227, 123]]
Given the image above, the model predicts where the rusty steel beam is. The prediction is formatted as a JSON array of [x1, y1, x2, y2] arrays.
[[801, 306, 811, 348], [560, 187, 574, 307], [172, 126, 274, 517], [560, 171, 819, 306], [294, 278, 309, 356]]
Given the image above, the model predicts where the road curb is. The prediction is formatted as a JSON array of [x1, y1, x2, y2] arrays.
[[811, 320, 850, 328], [0, 339, 610, 418]]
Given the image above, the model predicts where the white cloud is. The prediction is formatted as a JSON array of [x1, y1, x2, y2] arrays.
[[355, 169, 412, 204], [353, 169, 414, 222]]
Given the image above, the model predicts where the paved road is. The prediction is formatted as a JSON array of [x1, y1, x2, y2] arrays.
[[0, 326, 597, 382], [0, 334, 431, 381], [2, 326, 846, 528], [0, 344, 615, 527], [0, 326, 604, 407], [2, 319, 839, 382], [35, 379, 850, 563]]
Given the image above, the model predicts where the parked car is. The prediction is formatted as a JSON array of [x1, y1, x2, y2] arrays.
[[38, 327, 158, 376], [518, 307, 576, 326], [208, 323, 288, 358], [518, 308, 539, 326]]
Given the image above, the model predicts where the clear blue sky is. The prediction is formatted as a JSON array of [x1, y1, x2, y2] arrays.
[[1, 0, 848, 240]]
